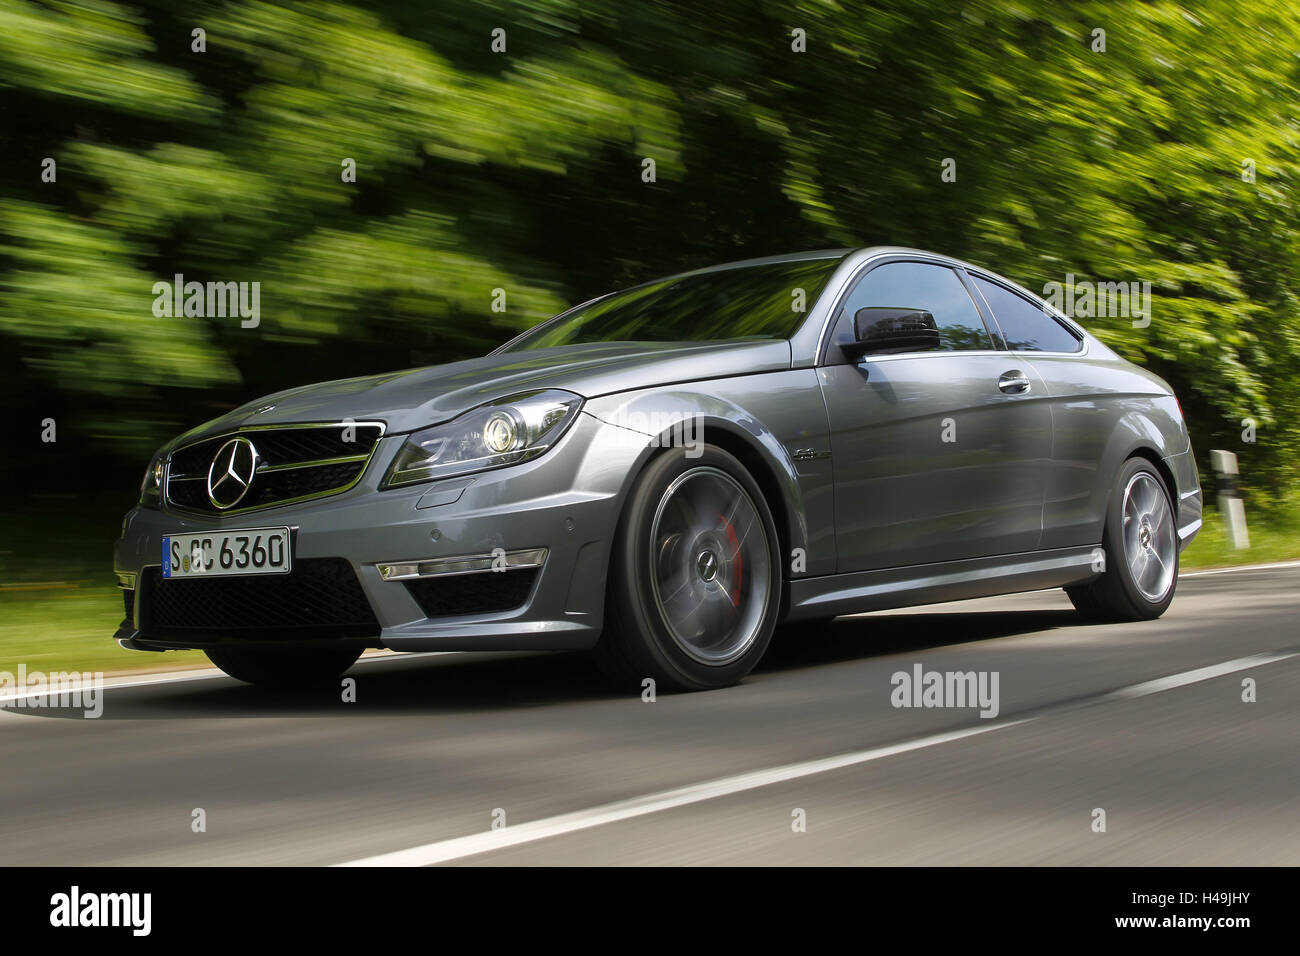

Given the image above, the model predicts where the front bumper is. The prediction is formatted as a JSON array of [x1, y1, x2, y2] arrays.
[[114, 412, 636, 653]]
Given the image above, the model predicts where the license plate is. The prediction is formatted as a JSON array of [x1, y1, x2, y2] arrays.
[[161, 528, 292, 579]]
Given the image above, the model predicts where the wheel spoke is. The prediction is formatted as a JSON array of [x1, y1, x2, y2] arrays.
[[1148, 547, 1167, 573], [649, 466, 771, 666], [1135, 477, 1157, 515], [1121, 471, 1175, 603], [728, 509, 758, 553]]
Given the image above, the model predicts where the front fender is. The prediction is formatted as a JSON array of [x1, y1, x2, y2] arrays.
[[582, 368, 835, 577]]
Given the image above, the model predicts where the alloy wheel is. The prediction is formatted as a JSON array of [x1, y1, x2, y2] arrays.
[[1121, 471, 1176, 603], [648, 466, 772, 666]]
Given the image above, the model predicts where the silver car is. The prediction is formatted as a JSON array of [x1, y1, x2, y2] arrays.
[[113, 247, 1202, 690]]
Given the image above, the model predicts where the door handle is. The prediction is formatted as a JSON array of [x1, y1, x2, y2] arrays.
[[998, 370, 1031, 394]]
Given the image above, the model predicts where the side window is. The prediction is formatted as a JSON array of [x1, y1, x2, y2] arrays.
[[972, 276, 1082, 353], [833, 262, 994, 353]]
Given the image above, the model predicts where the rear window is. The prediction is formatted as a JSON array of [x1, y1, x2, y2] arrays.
[[973, 276, 1082, 353]]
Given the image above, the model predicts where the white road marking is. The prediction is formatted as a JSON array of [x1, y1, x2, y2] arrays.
[[335, 649, 1297, 867], [1181, 559, 1300, 577], [335, 719, 1033, 867], [0, 651, 453, 705], [0, 669, 226, 705], [1101, 650, 1298, 701]]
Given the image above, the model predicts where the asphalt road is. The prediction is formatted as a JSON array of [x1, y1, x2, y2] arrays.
[[2, 564, 1297, 866]]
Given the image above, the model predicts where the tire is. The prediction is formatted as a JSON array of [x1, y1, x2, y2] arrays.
[[772, 617, 836, 642], [1066, 457, 1178, 622], [204, 644, 362, 686], [594, 444, 783, 691]]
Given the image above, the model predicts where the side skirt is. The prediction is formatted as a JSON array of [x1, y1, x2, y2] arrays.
[[785, 545, 1101, 621]]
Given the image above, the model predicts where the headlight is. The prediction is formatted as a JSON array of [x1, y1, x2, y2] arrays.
[[383, 389, 583, 488], [139, 451, 167, 507]]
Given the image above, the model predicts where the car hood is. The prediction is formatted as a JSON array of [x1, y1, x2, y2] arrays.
[[173, 339, 791, 444]]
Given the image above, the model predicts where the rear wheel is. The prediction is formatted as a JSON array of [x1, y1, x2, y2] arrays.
[[594, 445, 782, 691], [1067, 457, 1178, 621], [204, 644, 362, 686]]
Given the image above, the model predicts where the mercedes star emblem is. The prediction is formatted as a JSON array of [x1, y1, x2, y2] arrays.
[[207, 437, 259, 510]]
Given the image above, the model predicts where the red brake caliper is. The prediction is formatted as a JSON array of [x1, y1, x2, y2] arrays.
[[720, 513, 742, 608]]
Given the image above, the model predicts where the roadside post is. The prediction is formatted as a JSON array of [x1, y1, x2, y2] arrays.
[[1209, 449, 1250, 550]]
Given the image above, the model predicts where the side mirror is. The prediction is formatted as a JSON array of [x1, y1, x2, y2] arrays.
[[842, 307, 942, 357]]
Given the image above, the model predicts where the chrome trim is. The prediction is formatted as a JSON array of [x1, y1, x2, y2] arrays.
[[206, 436, 259, 510], [169, 453, 373, 476], [377, 548, 549, 582], [963, 267, 1087, 353], [963, 266, 1089, 338], [850, 348, 1008, 363], [849, 346, 1097, 368], [259, 453, 371, 474], [1010, 339, 1093, 359], [169, 420, 387, 474], [117, 635, 166, 652], [813, 249, 1095, 364], [164, 420, 386, 517], [115, 571, 137, 590], [179, 419, 387, 438]]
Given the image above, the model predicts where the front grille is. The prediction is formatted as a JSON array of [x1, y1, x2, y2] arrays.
[[403, 568, 539, 617], [123, 589, 135, 627], [139, 558, 379, 641], [165, 422, 384, 516]]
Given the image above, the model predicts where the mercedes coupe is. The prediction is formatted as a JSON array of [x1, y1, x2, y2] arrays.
[[113, 248, 1202, 690]]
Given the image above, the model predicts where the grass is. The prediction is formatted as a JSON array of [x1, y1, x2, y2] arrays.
[[0, 494, 207, 677], [1181, 503, 1300, 569], [1, 498, 1297, 678], [0, 586, 206, 677]]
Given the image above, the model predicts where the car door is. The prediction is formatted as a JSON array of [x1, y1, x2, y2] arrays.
[[818, 259, 1052, 573], [966, 272, 1102, 552]]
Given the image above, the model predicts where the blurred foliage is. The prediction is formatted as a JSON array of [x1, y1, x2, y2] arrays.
[[1, 0, 1298, 496]]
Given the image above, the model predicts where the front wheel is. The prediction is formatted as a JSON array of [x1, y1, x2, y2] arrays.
[[1067, 457, 1179, 622], [594, 445, 782, 691], [205, 644, 362, 686]]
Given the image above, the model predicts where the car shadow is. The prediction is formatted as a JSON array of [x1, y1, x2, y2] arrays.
[[21, 607, 1087, 720], [758, 608, 1087, 673]]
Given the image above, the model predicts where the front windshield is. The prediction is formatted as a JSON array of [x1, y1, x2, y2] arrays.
[[503, 256, 845, 351]]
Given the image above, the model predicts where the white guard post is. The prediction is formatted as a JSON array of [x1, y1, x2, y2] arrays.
[[1208, 449, 1250, 550]]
